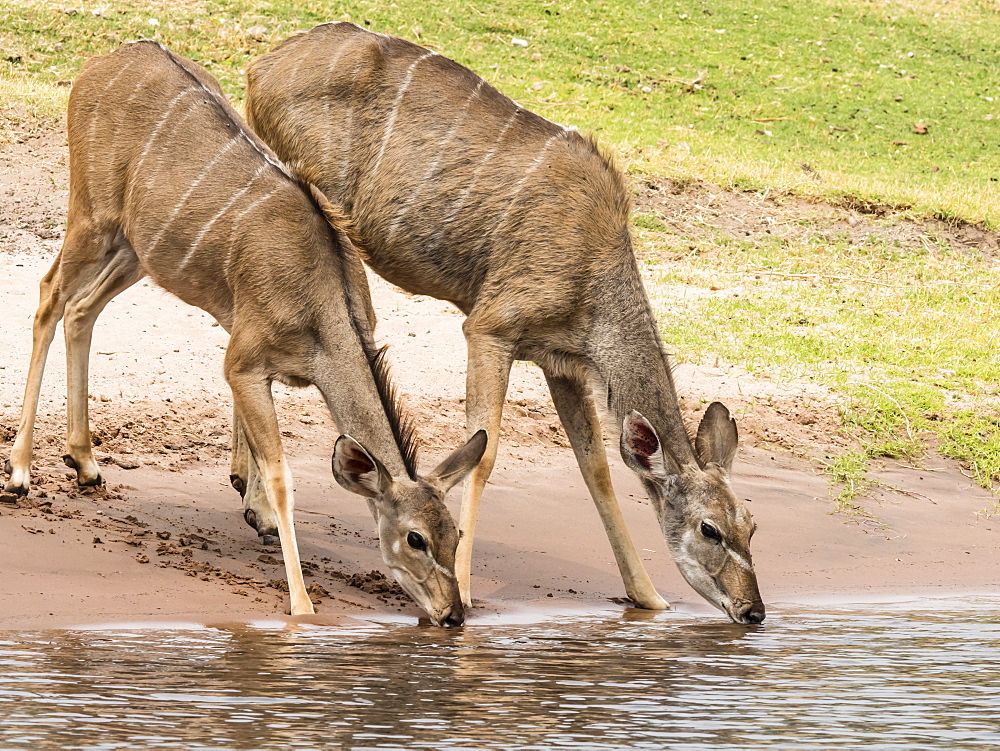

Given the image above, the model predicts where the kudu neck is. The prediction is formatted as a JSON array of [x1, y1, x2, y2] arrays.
[[587, 266, 699, 467]]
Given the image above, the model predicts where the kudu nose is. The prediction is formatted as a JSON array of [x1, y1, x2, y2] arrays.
[[742, 602, 766, 624], [441, 610, 465, 628]]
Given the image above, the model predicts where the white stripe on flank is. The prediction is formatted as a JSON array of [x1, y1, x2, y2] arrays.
[[478, 132, 561, 244], [286, 43, 314, 92], [320, 46, 350, 183], [139, 103, 204, 200], [337, 58, 365, 191], [429, 109, 522, 245], [238, 130, 289, 176], [339, 88, 355, 189], [221, 186, 282, 280], [133, 87, 198, 175], [110, 75, 154, 143], [173, 62, 290, 179], [146, 136, 241, 253], [87, 59, 137, 179], [188, 70, 291, 178], [506, 133, 560, 200], [384, 79, 486, 246], [178, 164, 269, 270], [370, 50, 437, 177]]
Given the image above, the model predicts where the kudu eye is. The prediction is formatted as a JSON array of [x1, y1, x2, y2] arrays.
[[406, 531, 427, 551], [700, 521, 722, 542]]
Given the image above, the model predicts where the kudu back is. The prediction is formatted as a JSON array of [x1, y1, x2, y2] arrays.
[[246, 23, 765, 623], [2, 40, 485, 625]]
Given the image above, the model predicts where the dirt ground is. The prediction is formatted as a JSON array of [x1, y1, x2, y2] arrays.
[[1, 122, 997, 629]]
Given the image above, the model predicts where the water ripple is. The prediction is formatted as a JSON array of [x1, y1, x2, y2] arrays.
[[0, 598, 997, 748]]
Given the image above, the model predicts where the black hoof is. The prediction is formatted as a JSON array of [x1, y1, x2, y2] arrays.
[[62, 454, 79, 470], [1, 484, 26, 502], [79, 474, 103, 488], [3, 459, 11, 476], [230, 473, 246, 497]]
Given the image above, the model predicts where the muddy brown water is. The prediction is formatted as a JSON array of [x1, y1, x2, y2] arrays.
[[0, 598, 998, 749]]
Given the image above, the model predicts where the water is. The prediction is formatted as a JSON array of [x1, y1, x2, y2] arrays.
[[1, 598, 998, 749]]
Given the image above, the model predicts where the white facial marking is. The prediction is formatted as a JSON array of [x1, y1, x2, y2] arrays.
[[370, 51, 437, 177], [431, 556, 455, 580], [392, 540, 401, 555], [391, 568, 435, 614], [673, 529, 729, 613], [724, 544, 753, 572]]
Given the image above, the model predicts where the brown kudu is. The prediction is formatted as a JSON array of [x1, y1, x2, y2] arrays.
[[245, 23, 765, 623], [2, 41, 487, 625]]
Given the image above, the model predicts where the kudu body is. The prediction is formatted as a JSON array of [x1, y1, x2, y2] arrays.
[[2, 41, 486, 624], [245, 23, 765, 623]]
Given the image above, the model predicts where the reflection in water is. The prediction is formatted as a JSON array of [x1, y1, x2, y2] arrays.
[[0, 599, 999, 748]]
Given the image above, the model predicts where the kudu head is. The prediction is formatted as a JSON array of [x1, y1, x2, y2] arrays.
[[620, 403, 765, 624], [332, 430, 488, 627]]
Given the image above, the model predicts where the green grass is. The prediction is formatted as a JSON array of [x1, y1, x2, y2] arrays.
[[2, 0, 999, 221], [818, 450, 878, 515], [644, 225, 1000, 496]]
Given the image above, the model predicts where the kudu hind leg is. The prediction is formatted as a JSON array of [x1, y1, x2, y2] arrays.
[[230, 411, 280, 539], [4, 261, 68, 495], [544, 372, 668, 610], [62, 242, 145, 487], [456, 332, 514, 608], [226, 362, 314, 615]]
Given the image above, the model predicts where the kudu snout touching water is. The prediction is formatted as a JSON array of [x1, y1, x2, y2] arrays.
[[1, 41, 486, 625], [245, 23, 765, 623]]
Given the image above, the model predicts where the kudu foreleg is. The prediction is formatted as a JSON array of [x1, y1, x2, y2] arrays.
[[230, 411, 279, 538], [456, 332, 514, 608], [226, 364, 314, 615], [544, 372, 669, 610]]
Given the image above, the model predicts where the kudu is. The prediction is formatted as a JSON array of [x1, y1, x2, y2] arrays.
[[2, 41, 487, 625], [245, 23, 765, 623]]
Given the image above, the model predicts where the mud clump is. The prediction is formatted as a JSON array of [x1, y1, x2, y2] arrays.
[[306, 581, 330, 603], [347, 570, 407, 599]]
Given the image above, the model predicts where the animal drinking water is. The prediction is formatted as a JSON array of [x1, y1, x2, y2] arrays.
[[245, 23, 765, 623], [2, 41, 486, 625]]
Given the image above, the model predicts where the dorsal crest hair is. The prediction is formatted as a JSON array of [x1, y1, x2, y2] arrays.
[[297, 177, 419, 479], [365, 345, 419, 479]]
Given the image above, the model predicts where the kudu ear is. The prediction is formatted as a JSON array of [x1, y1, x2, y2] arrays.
[[620, 411, 681, 481], [331, 435, 393, 499], [427, 430, 488, 495], [695, 402, 739, 472]]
